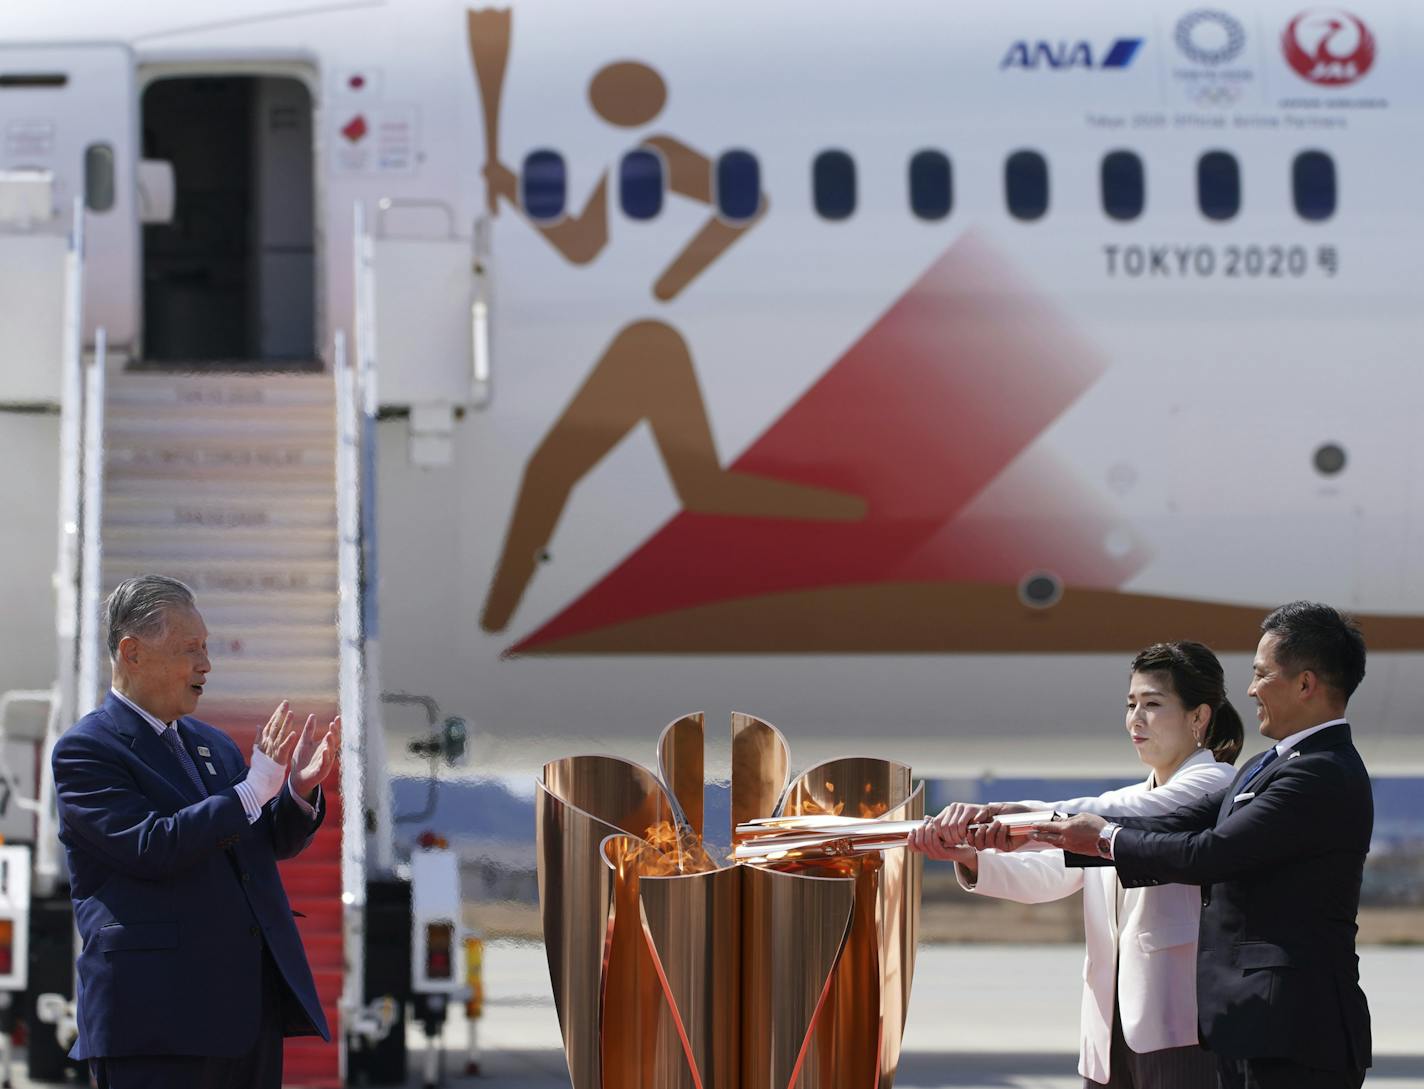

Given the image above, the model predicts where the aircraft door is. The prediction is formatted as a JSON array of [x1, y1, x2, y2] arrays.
[[0, 44, 139, 354]]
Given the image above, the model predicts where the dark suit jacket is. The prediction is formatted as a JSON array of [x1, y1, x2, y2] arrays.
[[1106, 722, 1372, 1072], [53, 692, 331, 1059]]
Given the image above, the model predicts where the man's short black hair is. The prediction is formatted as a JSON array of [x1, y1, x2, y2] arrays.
[[1261, 601, 1366, 701]]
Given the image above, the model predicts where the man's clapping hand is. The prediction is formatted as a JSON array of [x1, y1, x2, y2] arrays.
[[289, 714, 340, 803], [256, 701, 300, 766], [251, 701, 338, 806]]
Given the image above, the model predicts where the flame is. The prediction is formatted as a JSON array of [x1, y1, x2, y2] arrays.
[[626, 820, 720, 876], [787, 783, 888, 820], [787, 795, 845, 817]]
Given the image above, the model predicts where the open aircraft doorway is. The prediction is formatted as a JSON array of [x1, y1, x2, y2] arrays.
[[139, 74, 317, 370]]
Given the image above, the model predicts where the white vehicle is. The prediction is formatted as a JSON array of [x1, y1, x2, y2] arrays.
[[1, 1, 1421, 1081]]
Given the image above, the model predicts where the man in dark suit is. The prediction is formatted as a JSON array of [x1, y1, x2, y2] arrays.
[[1026, 601, 1373, 1089], [52, 574, 339, 1089]]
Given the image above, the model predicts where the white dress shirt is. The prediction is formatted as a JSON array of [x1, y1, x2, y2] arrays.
[[110, 688, 316, 823], [1270, 716, 1348, 758]]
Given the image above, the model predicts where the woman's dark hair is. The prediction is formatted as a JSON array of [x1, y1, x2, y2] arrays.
[[1129, 640, 1244, 765]]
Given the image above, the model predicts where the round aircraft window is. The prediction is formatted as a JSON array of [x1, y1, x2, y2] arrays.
[[1314, 443, 1347, 476], [1018, 571, 1063, 609]]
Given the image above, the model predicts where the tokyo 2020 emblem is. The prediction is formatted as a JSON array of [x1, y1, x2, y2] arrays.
[[1176, 11, 1247, 66]]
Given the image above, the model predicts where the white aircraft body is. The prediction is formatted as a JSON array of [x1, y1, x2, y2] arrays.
[[2, 0, 1423, 780]]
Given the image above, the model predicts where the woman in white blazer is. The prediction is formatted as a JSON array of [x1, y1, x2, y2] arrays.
[[910, 641, 1243, 1089]]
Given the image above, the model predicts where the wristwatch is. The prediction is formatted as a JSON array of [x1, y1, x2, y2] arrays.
[[1096, 822, 1120, 859]]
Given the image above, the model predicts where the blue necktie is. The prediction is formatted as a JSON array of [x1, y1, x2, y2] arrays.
[[161, 724, 209, 798], [1239, 746, 1280, 791]]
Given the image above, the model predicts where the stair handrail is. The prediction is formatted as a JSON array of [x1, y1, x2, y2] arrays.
[[354, 203, 393, 871], [334, 323, 368, 1057], [77, 329, 108, 720], [22, 197, 87, 894], [26, 328, 111, 898], [52, 196, 86, 724]]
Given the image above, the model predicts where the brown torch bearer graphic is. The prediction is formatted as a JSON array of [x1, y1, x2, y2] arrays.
[[468, 7, 511, 216], [537, 714, 924, 1089]]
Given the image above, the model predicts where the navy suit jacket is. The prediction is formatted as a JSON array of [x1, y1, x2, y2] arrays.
[[1104, 722, 1372, 1072], [53, 692, 331, 1059]]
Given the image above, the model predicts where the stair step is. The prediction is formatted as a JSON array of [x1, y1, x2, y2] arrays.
[[294, 899, 343, 928], [214, 712, 340, 736], [104, 476, 337, 501], [198, 692, 341, 717], [155, 590, 340, 628], [285, 1047, 340, 1085], [190, 673, 338, 709], [196, 697, 344, 723], [106, 427, 333, 447], [103, 525, 337, 563], [104, 558, 340, 595], [289, 930, 343, 967], [107, 372, 335, 408], [104, 493, 336, 530], [197, 625, 340, 662], [281, 861, 342, 897], [289, 834, 341, 863], [105, 440, 334, 481], [107, 401, 334, 435]]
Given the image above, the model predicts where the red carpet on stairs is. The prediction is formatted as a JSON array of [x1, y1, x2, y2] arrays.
[[212, 713, 345, 1089]]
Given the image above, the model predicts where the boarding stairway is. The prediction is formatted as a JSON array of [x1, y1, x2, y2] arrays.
[[101, 371, 345, 1088]]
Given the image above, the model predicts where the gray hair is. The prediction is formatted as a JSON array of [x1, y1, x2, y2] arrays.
[[106, 575, 196, 659]]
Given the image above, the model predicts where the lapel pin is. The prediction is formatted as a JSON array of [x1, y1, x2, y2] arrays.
[[1289, 751, 1301, 759], [197, 746, 211, 757], [205, 761, 217, 775]]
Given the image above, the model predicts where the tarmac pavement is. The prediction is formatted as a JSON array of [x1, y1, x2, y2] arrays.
[[2, 943, 1415, 1087], [401, 942, 1424, 1089]]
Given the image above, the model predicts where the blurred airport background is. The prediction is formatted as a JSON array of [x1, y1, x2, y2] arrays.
[[391, 772, 1424, 945]]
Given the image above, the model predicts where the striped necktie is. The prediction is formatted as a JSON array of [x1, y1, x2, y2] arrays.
[[1239, 746, 1280, 791], [161, 724, 209, 798]]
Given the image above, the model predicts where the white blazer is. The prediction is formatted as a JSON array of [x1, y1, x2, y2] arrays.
[[956, 748, 1235, 1084]]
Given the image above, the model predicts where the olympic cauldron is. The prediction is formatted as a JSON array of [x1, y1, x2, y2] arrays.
[[537, 712, 924, 1089]]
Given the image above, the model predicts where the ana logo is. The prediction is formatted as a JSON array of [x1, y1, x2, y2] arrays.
[[1001, 38, 1144, 71], [1282, 9, 1375, 86], [1175, 10, 1246, 65]]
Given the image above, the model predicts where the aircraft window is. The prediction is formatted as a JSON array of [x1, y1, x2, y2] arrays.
[[1005, 150, 1049, 221], [1293, 150, 1336, 222], [521, 149, 566, 221], [1314, 442, 1347, 476], [716, 150, 760, 221], [909, 150, 952, 221], [1019, 570, 1063, 609], [1197, 151, 1240, 221], [813, 150, 856, 221], [620, 149, 664, 220], [84, 143, 116, 213], [1101, 150, 1144, 221]]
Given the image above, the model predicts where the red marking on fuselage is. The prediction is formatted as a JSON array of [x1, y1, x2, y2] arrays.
[[511, 234, 1141, 653]]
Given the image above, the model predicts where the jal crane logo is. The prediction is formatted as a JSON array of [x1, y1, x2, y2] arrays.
[[1282, 9, 1376, 86]]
